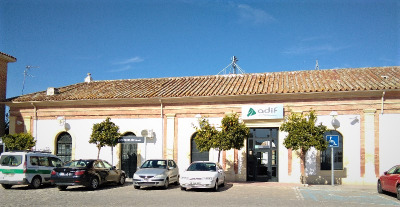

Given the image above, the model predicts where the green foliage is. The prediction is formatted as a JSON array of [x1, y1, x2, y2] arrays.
[[89, 117, 121, 159], [280, 110, 328, 153], [280, 110, 328, 178], [194, 113, 250, 162], [1, 133, 36, 151]]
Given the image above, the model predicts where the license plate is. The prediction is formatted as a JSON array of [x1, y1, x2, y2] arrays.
[[59, 172, 69, 176]]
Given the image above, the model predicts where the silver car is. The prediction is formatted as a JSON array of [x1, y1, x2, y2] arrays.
[[133, 159, 179, 189]]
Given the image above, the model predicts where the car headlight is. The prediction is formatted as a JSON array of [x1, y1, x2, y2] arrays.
[[154, 173, 166, 179], [133, 174, 140, 179]]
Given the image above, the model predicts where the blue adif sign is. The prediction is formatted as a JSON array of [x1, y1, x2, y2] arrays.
[[326, 135, 339, 147]]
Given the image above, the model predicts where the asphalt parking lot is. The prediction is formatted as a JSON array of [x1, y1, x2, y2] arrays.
[[0, 180, 399, 207]]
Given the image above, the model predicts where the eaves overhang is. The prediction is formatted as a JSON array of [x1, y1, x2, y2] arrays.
[[3, 89, 394, 108]]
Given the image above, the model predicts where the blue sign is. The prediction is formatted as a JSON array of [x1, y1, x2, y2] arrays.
[[326, 135, 339, 147]]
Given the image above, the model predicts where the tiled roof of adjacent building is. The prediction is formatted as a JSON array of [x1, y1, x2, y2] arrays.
[[0, 52, 17, 62], [8, 66, 400, 102]]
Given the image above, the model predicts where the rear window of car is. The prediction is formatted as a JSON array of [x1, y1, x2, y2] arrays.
[[64, 160, 91, 168], [187, 163, 216, 171], [0, 155, 23, 166]]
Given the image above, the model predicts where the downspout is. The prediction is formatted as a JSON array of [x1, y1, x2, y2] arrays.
[[31, 103, 37, 150], [381, 91, 385, 115], [160, 99, 164, 158]]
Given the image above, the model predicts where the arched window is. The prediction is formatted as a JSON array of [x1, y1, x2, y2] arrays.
[[191, 133, 209, 162], [320, 130, 343, 170], [56, 132, 72, 163]]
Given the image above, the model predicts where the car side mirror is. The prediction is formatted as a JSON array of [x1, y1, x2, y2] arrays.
[[384, 171, 387, 175], [112, 166, 117, 170]]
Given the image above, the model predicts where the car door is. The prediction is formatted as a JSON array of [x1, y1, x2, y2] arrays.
[[102, 160, 119, 182], [387, 166, 400, 193], [93, 161, 108, 183], [216, 163, 224, 185], [167, 160, 179, 183], [382, 166, 397, 192]]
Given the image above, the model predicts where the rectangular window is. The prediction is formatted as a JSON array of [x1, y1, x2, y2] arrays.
[[0, 155, 22, 166]]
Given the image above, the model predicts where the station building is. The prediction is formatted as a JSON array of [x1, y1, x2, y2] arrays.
[[1, 52, 399, 185]]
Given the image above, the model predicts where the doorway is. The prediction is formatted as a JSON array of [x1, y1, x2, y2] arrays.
[[121, 132, 138, 178], [247, 128, 279, 182]]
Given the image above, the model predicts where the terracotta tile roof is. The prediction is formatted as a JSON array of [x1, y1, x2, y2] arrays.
[[8, 66, 400, 102]]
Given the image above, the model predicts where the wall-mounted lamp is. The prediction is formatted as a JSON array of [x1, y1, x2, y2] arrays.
[[195, 114, 202, 119], [330, 111, 340, 130]]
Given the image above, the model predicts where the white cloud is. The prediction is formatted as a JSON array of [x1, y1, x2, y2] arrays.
[[114, 56, 144, 65], [237, 4, 276, 25]]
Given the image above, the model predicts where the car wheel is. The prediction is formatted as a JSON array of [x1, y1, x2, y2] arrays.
[[1, 184, 12, 189], [377, 180, 383, 194], [180, 186, 186, 191], [30, 176, 42, 189], [89, 177, 99, 190], [58, 186, 67, 191], [175, 176, 180, 185], [397, 185, 400, 200], [163, 178, 169, 189], [214, 179, 219, 192], [118, 174, 126, 185], [134, 185, 140, 189]]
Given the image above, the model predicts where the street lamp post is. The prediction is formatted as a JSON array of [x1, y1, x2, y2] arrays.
[[330, 111, 340, 186]]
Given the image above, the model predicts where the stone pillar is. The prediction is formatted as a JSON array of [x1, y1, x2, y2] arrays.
[[363, 109, 377, 183], [0, 52, 17, 137], [166, 114, 175, 159]]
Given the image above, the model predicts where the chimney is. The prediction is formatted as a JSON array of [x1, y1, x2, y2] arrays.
[[85, 73, 93, 83], [0, 52, 17, 137]]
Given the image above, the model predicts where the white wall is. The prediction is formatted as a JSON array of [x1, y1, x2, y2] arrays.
[[34, 117, 163, 166], [304, 115, 361, 183], [379, 113, 400, 174]]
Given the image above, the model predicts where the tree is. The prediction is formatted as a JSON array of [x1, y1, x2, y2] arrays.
[[194, 113, 249, 162], [89, 117, 121, 160], [280, 110, 328, 183], [1, 133, 36, 151]]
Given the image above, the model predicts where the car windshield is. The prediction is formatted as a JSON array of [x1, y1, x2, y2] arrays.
[[140, 160, 167, 169], [63, 160, 91, 168], [187, 163, 216, 171], [0, 155, 22, 166]]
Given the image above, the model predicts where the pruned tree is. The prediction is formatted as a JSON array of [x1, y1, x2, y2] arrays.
[[1, 133, 36, 151], [89, 117, 121, 160], [280, 110, 328, 183], [194, 113, 249, 162]]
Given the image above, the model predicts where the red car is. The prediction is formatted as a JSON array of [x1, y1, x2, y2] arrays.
[[377, 165, 400, 200]]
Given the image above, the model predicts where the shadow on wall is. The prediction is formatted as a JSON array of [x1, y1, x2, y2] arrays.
[[304, 168, 347, 185]]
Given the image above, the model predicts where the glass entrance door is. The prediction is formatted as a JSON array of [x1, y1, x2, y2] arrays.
[[247, 128, 278, 182], [121, 143, 137, 178]]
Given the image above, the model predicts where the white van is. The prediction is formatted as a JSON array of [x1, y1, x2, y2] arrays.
[[0, 151, 63, 189]]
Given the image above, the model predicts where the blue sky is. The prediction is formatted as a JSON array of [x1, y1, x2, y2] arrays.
[[1, 0, 399, 98]]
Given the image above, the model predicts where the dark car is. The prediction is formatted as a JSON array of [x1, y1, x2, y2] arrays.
[[377, 165, 400, 200], [50, 159, 126, 190]]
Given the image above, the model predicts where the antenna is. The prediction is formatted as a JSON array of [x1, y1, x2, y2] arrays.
[[315, 59, 319, 70], [217, 56, 246, 75], [22, 65, 39, 95]]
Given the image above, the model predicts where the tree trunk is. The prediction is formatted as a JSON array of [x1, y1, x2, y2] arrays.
[[217, 149, 221, 163], [300, 150, 306, 184], [97, 146, 101, 159]]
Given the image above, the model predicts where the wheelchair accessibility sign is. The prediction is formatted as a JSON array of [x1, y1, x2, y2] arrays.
[[326, 135, 339, 147]]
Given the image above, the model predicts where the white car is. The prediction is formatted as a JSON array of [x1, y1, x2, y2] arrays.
[[180, 161, 226, 191]]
